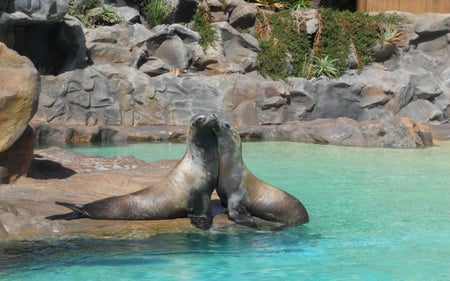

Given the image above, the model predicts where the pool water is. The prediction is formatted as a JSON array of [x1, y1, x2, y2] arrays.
[[1, 142, 450, 281]]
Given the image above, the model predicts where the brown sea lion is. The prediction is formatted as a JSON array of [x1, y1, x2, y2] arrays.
[[213, 120, 309, 228], [46, 113, 219, 230]]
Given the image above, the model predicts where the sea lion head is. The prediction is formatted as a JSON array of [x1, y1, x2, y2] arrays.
[[187, 113, 219, 156], [213, 119, 242, 156]]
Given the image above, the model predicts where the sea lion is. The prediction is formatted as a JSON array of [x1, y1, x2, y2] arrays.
[[46, 113, 219, 230], [213, 120, 309, 228]]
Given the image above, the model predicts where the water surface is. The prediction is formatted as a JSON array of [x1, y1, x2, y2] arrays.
[[1, 142, 450, 280]]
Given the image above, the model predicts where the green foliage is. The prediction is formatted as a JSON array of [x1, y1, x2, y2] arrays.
[[255, 10, 311, 80], [253, 0, 312, 11], [87, 4, 125, 26], [192, 5, 217, 49], [318, 9, 403, 72], [378, 23, 402, 44], [140, 0, 172, 27], [68, 0, 124, 27], [311, 55, 339, 78], [254, 8, 403, 80]]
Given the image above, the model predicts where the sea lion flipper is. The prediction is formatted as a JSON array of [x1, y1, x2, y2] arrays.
[[188, 214, 213, 230], [45, 201, 89, 220], [187, 191, 213, 230], [228, 205, 257, 228]]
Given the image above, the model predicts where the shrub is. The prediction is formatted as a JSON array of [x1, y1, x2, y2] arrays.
[[254, 8, 403, 80], [255, 10, 311, 79], [68, 0, 124, 27], [86, 4, 125, 26], [192, 4, 217, 49], [140, 0, 172, 27], [311, 55, 339, 78]]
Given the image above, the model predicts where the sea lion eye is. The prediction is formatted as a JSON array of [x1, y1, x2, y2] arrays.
[[224, 123, 230, 129], [196, 116, 205, 123]]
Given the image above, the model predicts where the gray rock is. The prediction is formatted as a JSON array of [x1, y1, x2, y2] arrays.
[[359, 86, 391, 108], [114, 6, 141, 23], [289, 77, 364, 120], [0, 0, 69, 24], [139, 57, 172, 76], [85, 24, 152, 67], [411, 73, 443, 99], [213, 22, 259, 72], [397, 99, 443, 122], [36, 66, 122, 125], [238, 117, 432, 148], [292, 9, 319, 35], [229, 1, 257, 29], [205, 62, 244, 74], [154, 35, 191, 70]]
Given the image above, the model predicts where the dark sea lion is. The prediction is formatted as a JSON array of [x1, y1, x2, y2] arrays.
[[213, 120, 309, 228], [46, 113, 219, 230]]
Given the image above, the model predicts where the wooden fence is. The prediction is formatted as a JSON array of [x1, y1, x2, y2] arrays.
[[357, 0, 450, 14]]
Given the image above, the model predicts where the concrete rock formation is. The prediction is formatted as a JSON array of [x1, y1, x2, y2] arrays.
[[0, 43, 40, 183], [1, 3, 449, 150]]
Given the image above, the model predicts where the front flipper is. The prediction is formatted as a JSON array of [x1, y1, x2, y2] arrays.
[[228, 204, 256, 228], [187, 190, 213, 230], [45, 201, 89, 220]]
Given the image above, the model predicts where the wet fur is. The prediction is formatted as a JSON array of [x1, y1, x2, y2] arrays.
[[46, 114, 219, 230], [214, 121, 309, 228]]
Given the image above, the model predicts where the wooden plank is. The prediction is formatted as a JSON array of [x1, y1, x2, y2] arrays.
[[357, 0, 450, 13]]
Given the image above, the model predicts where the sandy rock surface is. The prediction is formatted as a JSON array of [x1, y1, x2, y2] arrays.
[[0, 147, 230, 241]]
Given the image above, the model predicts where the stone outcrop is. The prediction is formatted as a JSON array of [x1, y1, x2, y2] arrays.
[[1, 1, 450, 150], [31, 116, 433, 148], [0, 147, 230, 240], [0, 0, 69, 24], [0, 43, 40, 183]]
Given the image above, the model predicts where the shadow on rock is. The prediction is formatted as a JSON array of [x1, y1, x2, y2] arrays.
[[27, 155, 76, 179]]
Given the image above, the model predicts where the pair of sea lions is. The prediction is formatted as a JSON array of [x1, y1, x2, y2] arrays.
[[47, 114, 309, 229]]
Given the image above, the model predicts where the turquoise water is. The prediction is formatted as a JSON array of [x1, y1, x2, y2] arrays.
[[2, 142, 450, 280]]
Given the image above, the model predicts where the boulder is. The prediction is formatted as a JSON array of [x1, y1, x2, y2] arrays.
[[139, 57, 172, 76], [397, 99, 443, 122], [114, 6, 141, 24], [0, 0, 69, 24], [85, 23, 153, 67], [154, 35, 192, 70], [0, 43, 40, 152], [239, 117, 432, 148], [289, 77, 364, 120], [210, 22, 260, 72], [0, 126, 35, 183], [228, 1, 257, 29]]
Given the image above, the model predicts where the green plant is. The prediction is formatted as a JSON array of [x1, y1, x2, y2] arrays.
[[140, 0, 172, 27], [68, 0, 124, 27], [86, 4, 125, 26], [255, 10, 311, 80], [68, 0, 89, 25], [253, 0, 312, 11], [312, 55, 339, 78], [378, 24, 402, 44], [192, 4, 217, 49], [254, 7, 403, 80]]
